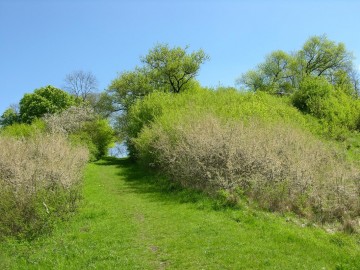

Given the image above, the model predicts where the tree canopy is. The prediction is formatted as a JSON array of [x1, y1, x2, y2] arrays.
[[0, 107, 19, 127], [298, 35, 353, 79], [107, 44, 209, 114], [238, 35, 358, 94], [19, 85, 75, 123], [141, 44, 209, 93]]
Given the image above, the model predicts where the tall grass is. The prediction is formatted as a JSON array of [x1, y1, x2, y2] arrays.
[[0, 133, 89, 239]]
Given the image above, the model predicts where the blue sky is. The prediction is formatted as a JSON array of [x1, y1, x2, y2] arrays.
[[1, 0, 359, 114]]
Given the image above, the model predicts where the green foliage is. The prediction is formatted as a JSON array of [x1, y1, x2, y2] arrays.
[[69, 132, 99, 161], [0, 107, 19, 127], [292, 76, 333, 114], [238, 35, 357, 94], [108, 44, 208, 110], [19, 85, 75, 123], [44, 105, 115, 160], [141, 43, 209, 93], [80, 119, 115, 160], [86, 92, 117, 118], [298, 35, 353, 79], [127, 87, 360, 226], [237, 36, 360, 140], [238, 50, 295, 93], [292, 76, 360, 138], [108, 69, 154, 112], [333, 70, 358, 97], [127, 87, 320, 157], [0, 119, 45, 138], [107, 44, 209, 138]]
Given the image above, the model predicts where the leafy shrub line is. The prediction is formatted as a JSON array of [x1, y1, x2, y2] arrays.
[[134, 114, 360, 229]]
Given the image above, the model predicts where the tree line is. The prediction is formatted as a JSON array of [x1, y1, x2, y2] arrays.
[[1, 36, 359, 154]]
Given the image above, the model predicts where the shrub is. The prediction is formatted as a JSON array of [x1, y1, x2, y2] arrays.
[[292, 76, 360, 138], [44, 106, 115, 160], [44, 105, 95, 134], [128, 88, 360, 227], [127, 88, 321, 157], [80, 119, 115, 160], [0, 133, 88, 239], [134, 115, 360, 224], [0, 119, 45, 138]]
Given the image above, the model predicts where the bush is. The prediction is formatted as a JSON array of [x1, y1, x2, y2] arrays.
[[129, 88, 360, 227], [80, 119, 115, 160], [127, 88, 321, 157], [0, 119, 45, 138], [292, 76, 360, 138], [0, 133, 88, 239], [134, 115, 360, 224], [44, 106, 115, 160], [44, 105, 95, 134]]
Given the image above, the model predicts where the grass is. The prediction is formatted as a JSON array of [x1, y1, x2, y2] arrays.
[[1, 157, 360, 269]]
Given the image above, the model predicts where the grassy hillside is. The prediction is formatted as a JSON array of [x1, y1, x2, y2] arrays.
[[128, 88, 360, 227], [1, 158, 359, 269]]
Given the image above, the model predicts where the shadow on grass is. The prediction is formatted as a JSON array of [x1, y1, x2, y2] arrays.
[[94, 157, 216, 209]]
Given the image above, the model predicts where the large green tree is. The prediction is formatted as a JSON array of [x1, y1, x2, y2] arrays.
[[297, 35, 353, 79], [141, 44, 209, 93], [108, 69, 154, 113], [238, 50, 295, 94], [19, 85, 75, 123], [108, 44, 209, 113], [238, 35, 357, 94], [106, 44, 208, 140]]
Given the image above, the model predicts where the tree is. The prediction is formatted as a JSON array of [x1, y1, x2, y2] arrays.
[[0, 107, 19, 127], [238, 50, 295, 93], [108, 69, 154, 113], [107, 44, 208, 145], [19, 85, 75, 123], [81, 118, 115, 159], [108, 44, 209, 113], [86, 92, 117, 118], [237, 35, 357, 94], [297, 35, 353, 79], [64, 70, 98, 101], [333, 70, 357, 96], [141, 44, 209, 93]]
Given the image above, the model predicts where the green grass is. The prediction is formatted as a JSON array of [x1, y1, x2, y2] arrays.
[[1, 157, 360, 269]]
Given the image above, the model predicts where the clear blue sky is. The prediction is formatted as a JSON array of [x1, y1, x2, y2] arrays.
[[1, 0, 359, 114]]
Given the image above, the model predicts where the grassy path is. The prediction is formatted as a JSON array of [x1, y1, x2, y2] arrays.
[[1, 158, 360, 269]]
